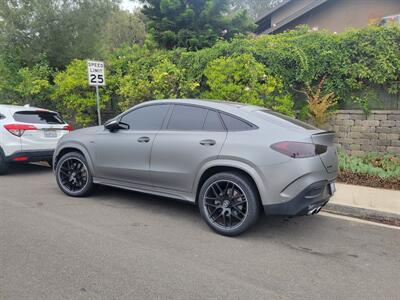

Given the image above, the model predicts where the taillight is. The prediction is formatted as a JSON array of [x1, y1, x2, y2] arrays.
[[271, 141, 327, 158], [4, 124, 37, 137], [63, 124, 73, 132]]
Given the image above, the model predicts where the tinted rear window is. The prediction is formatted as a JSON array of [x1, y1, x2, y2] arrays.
[[257, 110, 316, 130], [203, 110, 225, 131], [13, 111, 65, 124], [220, 113, 253, 131]]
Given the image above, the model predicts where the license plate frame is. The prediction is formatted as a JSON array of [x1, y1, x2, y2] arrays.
[[329, 182, 336, 195], [44, 130, 57, 138]]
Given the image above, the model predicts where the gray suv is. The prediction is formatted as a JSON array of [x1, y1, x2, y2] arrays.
[[53, 99, 338, 236]]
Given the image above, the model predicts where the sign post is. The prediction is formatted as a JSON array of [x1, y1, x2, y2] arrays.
[[87, 60, 106, 125]]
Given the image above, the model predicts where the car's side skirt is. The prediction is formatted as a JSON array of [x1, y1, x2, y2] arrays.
[[93, 177, 196, 203]]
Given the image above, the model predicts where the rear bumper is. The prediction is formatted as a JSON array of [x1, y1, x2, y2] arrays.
[[5, 150, 54, 163], [263, 180, 333, 216]]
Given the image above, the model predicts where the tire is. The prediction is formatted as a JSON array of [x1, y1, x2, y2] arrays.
[[198, 172, 260, 236], [55, 151, 94, 197], [0, 153, 8, 175]]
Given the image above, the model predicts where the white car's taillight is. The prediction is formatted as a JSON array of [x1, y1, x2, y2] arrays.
[[271, 141, 327, 158], [63, 124, 73, 132], [4, 124, 37, 137]]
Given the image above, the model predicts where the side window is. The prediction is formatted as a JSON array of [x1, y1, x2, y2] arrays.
[[167, 105, 208, 131], [121, 104, 169, 131], [203, 110, 225, 131], [220, 113, 253, 131], [0, 113, 5, 120]]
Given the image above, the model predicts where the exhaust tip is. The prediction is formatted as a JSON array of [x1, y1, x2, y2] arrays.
[[307, 206, 322, 215]]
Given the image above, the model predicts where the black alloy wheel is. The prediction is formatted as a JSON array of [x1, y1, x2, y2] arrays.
[[199, 172, 260, 236], [56, 152, 94, 197]]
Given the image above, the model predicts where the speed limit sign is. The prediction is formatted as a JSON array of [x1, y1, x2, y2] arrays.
[[87, 60, 105, 86], [87, 60, 105, 125]]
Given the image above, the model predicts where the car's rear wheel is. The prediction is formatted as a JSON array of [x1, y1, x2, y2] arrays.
[[55, 152, 94, 197], [198, 172, 260, 236]]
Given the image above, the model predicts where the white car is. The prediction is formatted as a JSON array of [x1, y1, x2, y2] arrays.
[[0, 104, 72, 174]]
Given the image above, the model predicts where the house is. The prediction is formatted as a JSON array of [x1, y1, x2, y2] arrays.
[[255, 0, 400, 34]]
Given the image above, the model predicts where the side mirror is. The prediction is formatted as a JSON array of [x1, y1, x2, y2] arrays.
[[104, 120, 129, 131]]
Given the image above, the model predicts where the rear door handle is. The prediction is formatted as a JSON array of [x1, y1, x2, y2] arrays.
[[137, 136, 150, 143], [200, 139, 216, 146]]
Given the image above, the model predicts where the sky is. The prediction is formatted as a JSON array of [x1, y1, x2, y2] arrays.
[[120, 0, 139, 12]]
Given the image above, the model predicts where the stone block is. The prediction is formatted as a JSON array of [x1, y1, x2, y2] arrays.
[[351, 114, 367, 120], [336, 114, 350, 120], [390, 127, 400, 134], [376, 127, 391, 133], [391, 140, 400, 147], [348, 132, 361, 139], [388, 114, 400, 121], [374, 114, 387, 121], [349, 144, 361, 150], [363, 145, 379, 152], [361, 120, 380, 127], [380, 120, 396, 127], [341, 120, 354, 126], [378, 140, 390, 146], [387, 146, 400, 154], [362, 133, 379, 139], [387, 134, 399, 140], [379, 133, 387, 140]]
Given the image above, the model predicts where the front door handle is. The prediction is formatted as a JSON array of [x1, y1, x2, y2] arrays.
[[200, 139, 216, 146], [137, 136, 150, 143]]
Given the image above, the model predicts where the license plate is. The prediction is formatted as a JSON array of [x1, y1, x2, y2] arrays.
[[44, 130, 57, 138], [329, 182, 336, 195]]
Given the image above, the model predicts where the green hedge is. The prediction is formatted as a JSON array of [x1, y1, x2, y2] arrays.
[[1, 25, 399, 126]]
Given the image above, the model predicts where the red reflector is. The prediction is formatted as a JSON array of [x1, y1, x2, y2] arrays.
[[63, 124, 73, 132], [12, 156, 29, 161]]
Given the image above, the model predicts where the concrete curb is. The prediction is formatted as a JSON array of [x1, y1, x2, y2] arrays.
[[323, 203, 400, 227], [324, 183, 400, 226]]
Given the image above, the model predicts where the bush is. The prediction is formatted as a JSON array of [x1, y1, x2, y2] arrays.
[[4, 24, 398, 127], [202, 53, 294, 114], [338, 151, 400, 179], [52, 60, 110, 126]]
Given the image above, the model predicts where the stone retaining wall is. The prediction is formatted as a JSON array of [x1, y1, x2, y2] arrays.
[[327, 110, 400, 155]]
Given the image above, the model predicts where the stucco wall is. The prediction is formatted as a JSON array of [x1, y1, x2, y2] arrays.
[[274, 0, 400, 34], [327, 110, 400, 155]]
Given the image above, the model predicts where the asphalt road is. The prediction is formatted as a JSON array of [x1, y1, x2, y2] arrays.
[[1, 164, 399, 300]]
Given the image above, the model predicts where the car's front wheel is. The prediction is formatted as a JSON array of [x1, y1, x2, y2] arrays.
[[198, 172, 260, 236], [55, 152, 94, 197]]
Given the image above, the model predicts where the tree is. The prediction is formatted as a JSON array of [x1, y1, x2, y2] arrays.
[[0, 0, 121, 70], [140, 0, 255, 50], [230, 0, 285, 20], [103, 10, 147, 52]]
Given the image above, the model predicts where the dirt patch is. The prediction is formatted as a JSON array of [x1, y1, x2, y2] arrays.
[[337, 170, 400, 191]]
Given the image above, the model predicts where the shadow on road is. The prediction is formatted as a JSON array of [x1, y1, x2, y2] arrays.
[[2, 162, 52, 176], [91, 184, 337, 239]]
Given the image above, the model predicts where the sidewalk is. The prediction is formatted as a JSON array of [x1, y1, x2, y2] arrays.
[[324, 183, 400, 226]]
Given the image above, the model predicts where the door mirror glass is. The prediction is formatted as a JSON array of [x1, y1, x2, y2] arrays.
[[104, 120, 129, 131]]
